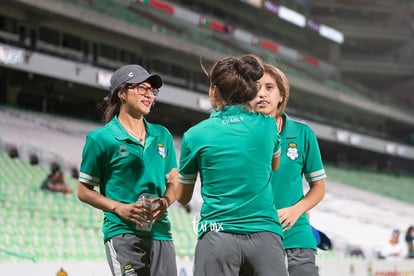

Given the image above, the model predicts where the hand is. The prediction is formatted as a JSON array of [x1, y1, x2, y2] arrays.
[[277, 206, 302, 232], [151, 197, 170, 222], [114, 202, 153, 227]]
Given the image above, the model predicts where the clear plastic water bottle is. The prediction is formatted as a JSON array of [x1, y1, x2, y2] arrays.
[[136, 193, 155, 231], [124, 264, 137, 276]]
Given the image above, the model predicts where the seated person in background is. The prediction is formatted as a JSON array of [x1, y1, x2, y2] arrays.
[[379, 229, 408, 260], [41, 162, 72, 194]]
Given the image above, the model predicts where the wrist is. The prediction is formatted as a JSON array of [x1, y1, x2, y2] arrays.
[[110, 203, 117, 214], [162, 196, 171, 208]]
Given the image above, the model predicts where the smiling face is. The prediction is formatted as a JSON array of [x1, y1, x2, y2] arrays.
[[119, 81, 156, 116], [249, 72, 283, 117]]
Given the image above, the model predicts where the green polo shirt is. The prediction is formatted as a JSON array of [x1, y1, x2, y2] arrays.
[[179, 105, 282, 239], [272, 113, 327, 250], [79, 116, 177, 241]]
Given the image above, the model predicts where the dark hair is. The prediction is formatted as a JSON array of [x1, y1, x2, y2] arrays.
[[29, 154, 39, 165], [7, 146, 19, 159], [349, 248, 365, 259], [101, 84, 127, 123], [70, 166, 79, 179], [205, 54, 264, 105], [405, 226, 414, 241], [50, 162, 61, 174]]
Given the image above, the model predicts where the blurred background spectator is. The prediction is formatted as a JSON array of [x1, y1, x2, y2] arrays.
[[40, 162, 72, 194], [378, 229, 408, 260]]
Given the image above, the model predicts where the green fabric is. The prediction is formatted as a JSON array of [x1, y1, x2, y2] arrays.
[[272, 114, 326, 249], [79, 117, 177, 241], [179, 105, 283, 239]]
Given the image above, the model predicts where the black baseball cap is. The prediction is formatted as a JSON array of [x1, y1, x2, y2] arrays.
[[109, 64, 162, 95]]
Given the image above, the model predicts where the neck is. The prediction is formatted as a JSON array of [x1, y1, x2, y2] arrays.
[[276, 115, 283, 134], [118, 115, 146, 142]]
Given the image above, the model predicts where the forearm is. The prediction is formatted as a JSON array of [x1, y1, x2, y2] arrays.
[[47, 183, 61, 191], [160, 168, 178, 208], [166, 168, 194, 205], [162, 184, 176, 209], [77, 182, 120, 213], [175, 182, 195, 205], [294, 179, 325, 215], [272, 155, 280, 171]]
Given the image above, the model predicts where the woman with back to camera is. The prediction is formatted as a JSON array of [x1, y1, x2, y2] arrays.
[[250, 63, 326, 276], [77, 64, 178, 276], [174, 54, 288, 276]]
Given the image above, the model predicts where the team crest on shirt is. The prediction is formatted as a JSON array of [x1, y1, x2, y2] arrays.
[[286, 143, 299, 160], [117, 145, 130, 157], [158, 143, 166, 158]]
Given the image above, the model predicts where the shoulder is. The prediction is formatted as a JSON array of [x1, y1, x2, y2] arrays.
[[146, 122, 177, 147], [290, 117, 311, 129], [184, 119, 210, 135], [258, 114, 277, 132], [84, 122, 119, 152], [180, 120, 212, 147], [289, 117, 316, 135], [147, 122, 173, 137], [243, 112, 276, 125], [148, 122, 169, 131], [262, 114, 277, 123], [87, 123, 112, 140]]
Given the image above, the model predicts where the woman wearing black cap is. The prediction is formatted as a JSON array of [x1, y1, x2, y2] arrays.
[[77, 64, 178, 276]]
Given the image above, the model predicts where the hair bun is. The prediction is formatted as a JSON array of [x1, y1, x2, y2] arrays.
[[238, 54, 264, 81]]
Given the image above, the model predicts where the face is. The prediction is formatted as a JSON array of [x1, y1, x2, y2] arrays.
[[391, 232, 400, 243], [249, 72, 283, 117], [120, 81, 157, 115]]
